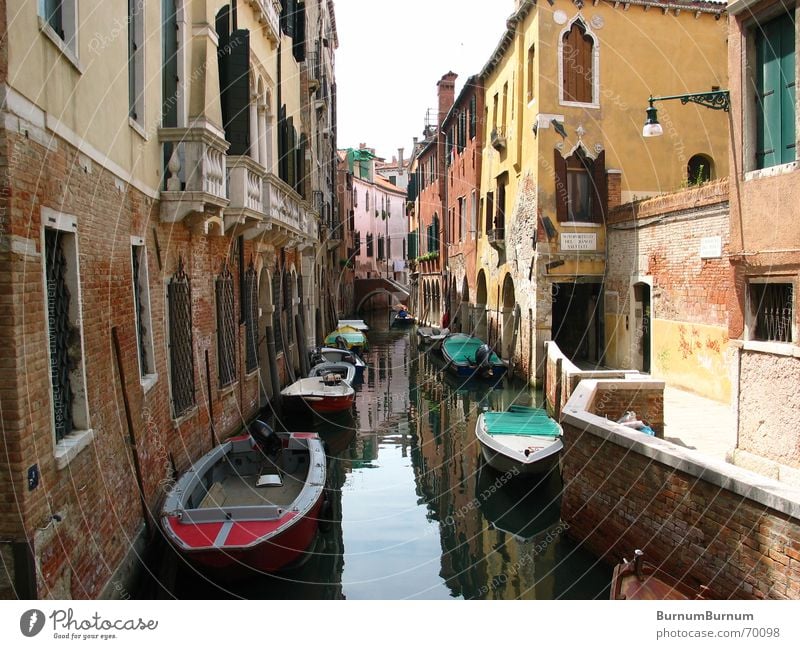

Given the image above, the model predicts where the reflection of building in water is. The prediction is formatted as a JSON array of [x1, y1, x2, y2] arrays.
[[410, 348, 568, 599]]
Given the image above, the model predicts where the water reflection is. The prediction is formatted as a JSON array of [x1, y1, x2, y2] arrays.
[[158, 312, 610, 599]]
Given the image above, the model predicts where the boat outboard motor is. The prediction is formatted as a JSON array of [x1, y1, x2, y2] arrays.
[[474, 344, 494, 377], [250, 420, 282, 457], [335, 335, 348, 350]]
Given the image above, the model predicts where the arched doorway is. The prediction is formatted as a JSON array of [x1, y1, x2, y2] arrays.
[[433, 282, 441, 327], [501, 274, 516, 359], [460, 276, 470, 334], [476, 270, 488, 341]]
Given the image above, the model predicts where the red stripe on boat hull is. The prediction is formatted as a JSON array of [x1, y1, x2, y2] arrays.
[[284, 393, 354, 414]]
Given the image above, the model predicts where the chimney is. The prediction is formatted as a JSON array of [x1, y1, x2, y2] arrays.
[[437, 71, 458, 128], [398, 147, 404, 168]]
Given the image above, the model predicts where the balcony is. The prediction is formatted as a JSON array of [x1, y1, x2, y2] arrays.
[[487, 227, 505, 251], [263, 173, 318, 248], [244, 0, 280, 44], [159, 125, 229, 232], [224, 156, 266, 235], [490, 127, 507, 152]]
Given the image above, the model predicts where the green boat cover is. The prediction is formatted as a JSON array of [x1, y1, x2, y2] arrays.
[[442, 334, 502, 364], [483, 408, 561, 437], [324, 326, 368, 348]]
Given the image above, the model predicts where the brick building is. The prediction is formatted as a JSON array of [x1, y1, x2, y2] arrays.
[[0, 0, 337, 599]]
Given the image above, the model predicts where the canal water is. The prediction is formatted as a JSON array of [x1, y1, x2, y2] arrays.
[[163, 312, 612, 599]]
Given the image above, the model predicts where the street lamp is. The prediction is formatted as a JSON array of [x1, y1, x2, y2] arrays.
[[642, 90, 730, 138]]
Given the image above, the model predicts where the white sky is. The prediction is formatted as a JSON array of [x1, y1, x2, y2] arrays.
[[334, 0, 515, 160]]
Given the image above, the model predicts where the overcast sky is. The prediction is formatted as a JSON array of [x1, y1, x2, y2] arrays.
[[334, 0, 514, 160]]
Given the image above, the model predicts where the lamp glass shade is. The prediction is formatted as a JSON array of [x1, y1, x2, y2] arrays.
[[642, 122, 664, 137]]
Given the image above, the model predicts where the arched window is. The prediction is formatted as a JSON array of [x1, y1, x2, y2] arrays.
[[687, 154, 713, 185], [561, 20, 595, 105]]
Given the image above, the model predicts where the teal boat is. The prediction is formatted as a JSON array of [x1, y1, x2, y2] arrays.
[[440, 334, 506, 379], [475, 405, 563, 476]]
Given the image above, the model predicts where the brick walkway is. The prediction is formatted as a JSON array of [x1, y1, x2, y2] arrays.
[[662, 386, 736, 463]]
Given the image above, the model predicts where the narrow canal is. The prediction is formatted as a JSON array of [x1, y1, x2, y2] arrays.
[[163, 312, 612, 599]]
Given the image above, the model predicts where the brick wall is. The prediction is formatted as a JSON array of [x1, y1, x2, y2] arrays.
[[561, 381, 800, 599], [0, 124, 262, 598]]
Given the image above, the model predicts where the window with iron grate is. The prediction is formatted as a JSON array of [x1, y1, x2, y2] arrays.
[[131, 244, 155, 379], [168, 258, 195, 417], [216, 263, 237, 387], [272, 271, 283, 352], [244, 262, 259, 373], [749, 282, 794, 343]]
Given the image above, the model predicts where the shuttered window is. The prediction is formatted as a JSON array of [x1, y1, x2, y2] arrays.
[[407, 231, 418, 259], [562, 22, 593, 104], [162, 0, 179, 128], [755, 14, 796, 169], [218, 21, 251, 156], [555, 149, 606, 223], [469, 94, 477, 139]]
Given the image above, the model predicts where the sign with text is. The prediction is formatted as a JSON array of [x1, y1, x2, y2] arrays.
[[560, 232, 597, 251], [699, 236, 722, 259]]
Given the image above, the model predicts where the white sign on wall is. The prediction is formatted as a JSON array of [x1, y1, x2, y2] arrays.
[[699, 236, 722, 259], [560, 233, 597, 251]]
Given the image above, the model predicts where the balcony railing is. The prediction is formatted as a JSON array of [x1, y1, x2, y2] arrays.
[[490, 126, 507, 152], [225, 155, 266, 233], [159, 125, 229, 226], [487, 227, 505, 251], [264, 173, 318, 247]]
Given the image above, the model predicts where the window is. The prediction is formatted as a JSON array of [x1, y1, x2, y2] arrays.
[[366, 233, 374, 257], [754, 13, 796, 169], [555, 148, 607, 223], [485, 192, 494, 236], [43, 222, 89, 442], [244, 262, 259, 374], [366, 191, 370, 211], [495, 175, 507, 238], [128, 0, 145, 125], [527, 44, 535, 102], [501, 82, 508, 128], [389, 175, 397, 185], [687, 154, 713, 185], [39, 1, 77, 56], [377, 236, 385, 260], [216, 264, 236, 388], [386, 236, 391, 259], [459, 196, 466, 241], [478, 197, 484, 238], [748, 281, 794, 343], [471, 190, 477, 238], [562, 20, 595, 105], [162, 0, 180, 128], [168, 259, 195, 418], [354, 230, 361, 253], [131, 241, 155, 381], [492, 93, 498, 130], [407, 231, 418, 259], [353, 187, 358, 207], [469, 94, 477, 140], [272, 271, 283, 352]]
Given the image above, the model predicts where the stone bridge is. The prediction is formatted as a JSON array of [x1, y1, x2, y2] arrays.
[[354, 277, 411, 312]]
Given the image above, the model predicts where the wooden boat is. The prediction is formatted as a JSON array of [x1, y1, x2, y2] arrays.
[[281, 374, 355, 414], [309, 346, 366, 381], [307, 360, 357, 386], [324, 325, 369, 354], [441, 333, 507, 379], [475, 405, 563, 475], [416, 326, 450, 348], [160, 421, 326, 576], [391, 310, 416, 327], [337, 319, 369, 332], [611, 550, 710, 600]]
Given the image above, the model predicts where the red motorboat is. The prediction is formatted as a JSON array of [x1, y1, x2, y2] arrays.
[[160, 421, 326, 577], [280, 374, 355, 414]]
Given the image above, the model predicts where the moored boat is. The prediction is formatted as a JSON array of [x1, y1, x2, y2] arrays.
[[611, 550, 710, 600], [324, 324, 369, 354], [309, 346, 366, 381], [475, 405, 563, 476], [441, 333, 506, 379], [281, 374, 356, 414], [337, 319, 369, 332], [416, 326, 450, 348], [307, 360, 357, 386], [160, 421, 326, 577], [391, 309, 416, 327]]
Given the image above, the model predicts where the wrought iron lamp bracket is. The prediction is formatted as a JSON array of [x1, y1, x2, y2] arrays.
[[649, 90, 730, 113]]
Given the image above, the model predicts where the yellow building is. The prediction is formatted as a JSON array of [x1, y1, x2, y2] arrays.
[[474, 0, 728, 383]]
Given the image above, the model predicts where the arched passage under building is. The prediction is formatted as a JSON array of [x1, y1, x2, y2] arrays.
[[501, 274, 517, 360], [476, 270, 488, 341]]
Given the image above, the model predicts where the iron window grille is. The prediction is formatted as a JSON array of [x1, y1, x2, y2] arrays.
[[131, 246, 151, 377], [216, 263, 237, 388], [45, 229, 74, 442], [751, 283, 793, 343], [272, 271, 283, 352], [244, 261, 259, 373], [168, 258, 195, 418]]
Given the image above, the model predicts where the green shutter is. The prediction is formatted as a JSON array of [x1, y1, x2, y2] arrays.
[[757, 15, 796, 169]]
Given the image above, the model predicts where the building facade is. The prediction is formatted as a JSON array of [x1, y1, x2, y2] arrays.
[[727, 0, 800, 478], [0, 0, 336, 598]]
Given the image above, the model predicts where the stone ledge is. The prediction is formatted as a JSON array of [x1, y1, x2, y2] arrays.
[[731, 339, 800, 358], [54, 429, 96, 470], [563, 378, 800, 520]]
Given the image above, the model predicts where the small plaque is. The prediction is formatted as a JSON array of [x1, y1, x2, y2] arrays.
[[560, 233, 597, 251], [699, 236, 722, 259]]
